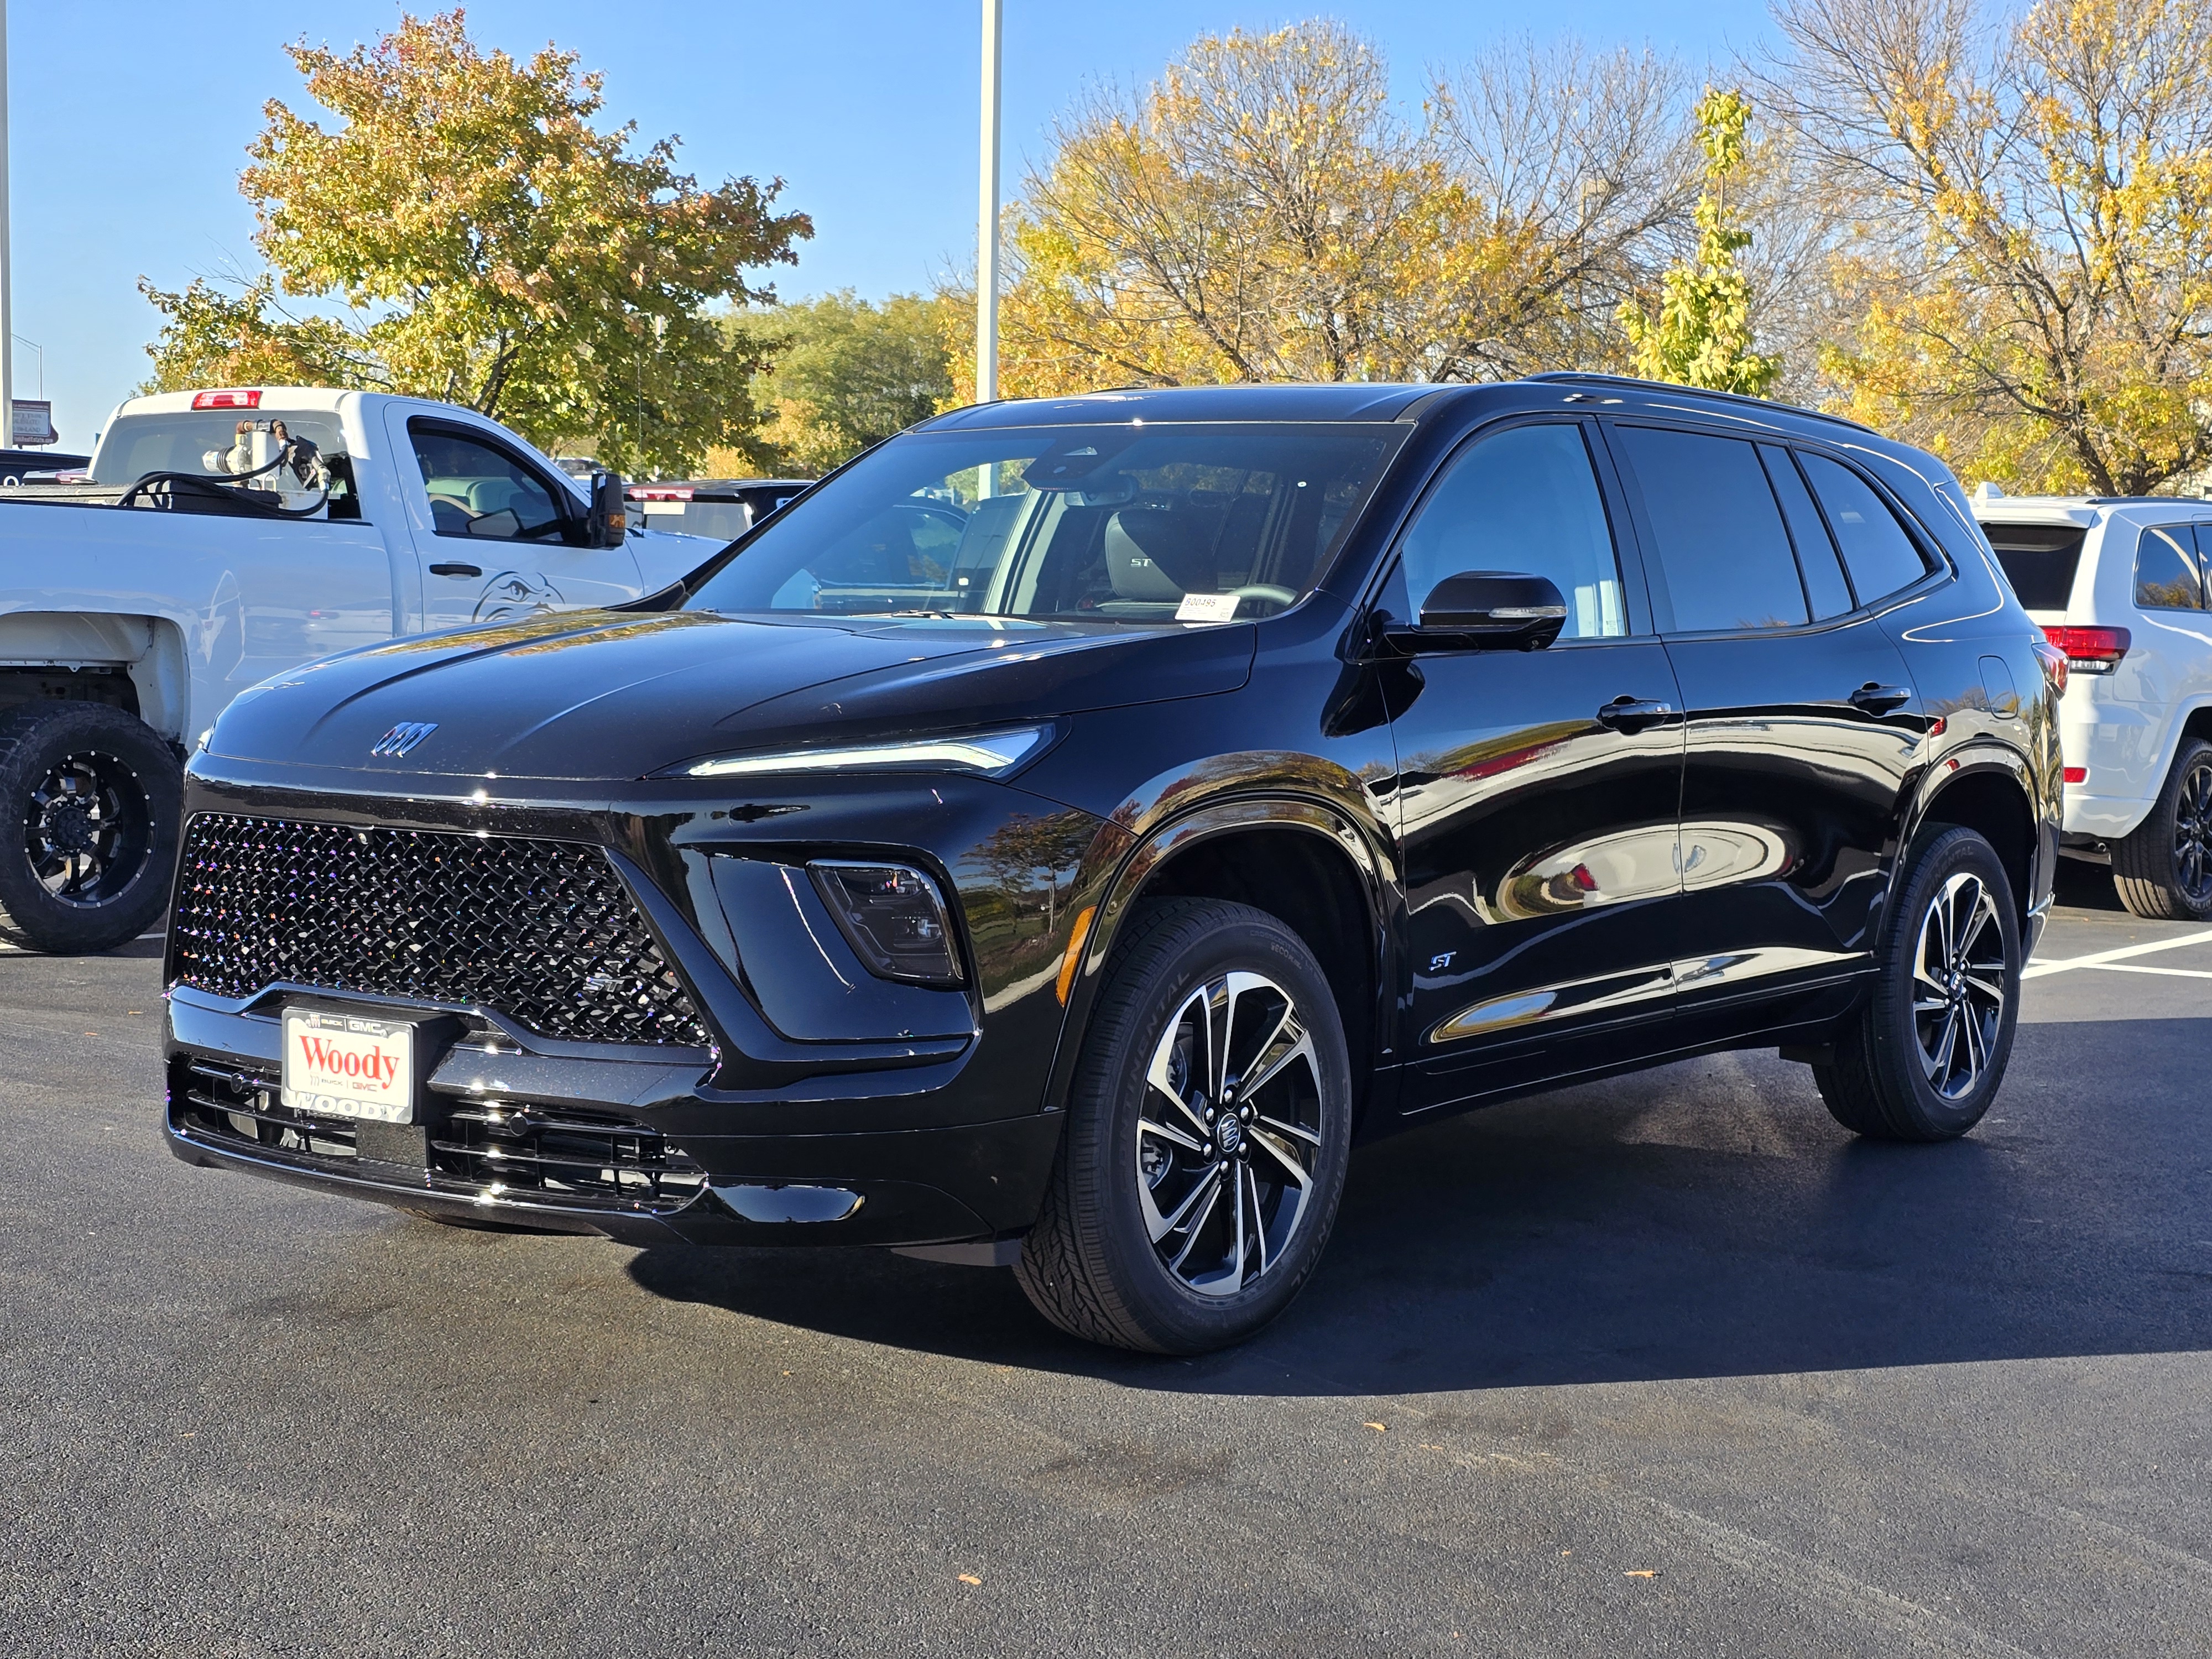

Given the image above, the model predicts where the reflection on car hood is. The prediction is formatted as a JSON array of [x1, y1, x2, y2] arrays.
[[206, 608, 1256, 779]]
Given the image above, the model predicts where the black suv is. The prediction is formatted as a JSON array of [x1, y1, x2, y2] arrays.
[[164, 376, 2060, 1353]]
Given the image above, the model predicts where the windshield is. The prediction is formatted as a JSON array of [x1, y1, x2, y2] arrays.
[[682, 422, 1403, 623]]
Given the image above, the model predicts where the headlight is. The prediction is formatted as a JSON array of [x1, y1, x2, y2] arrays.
[[668, 723, 1053, 781], [808, 860, 963, 985]]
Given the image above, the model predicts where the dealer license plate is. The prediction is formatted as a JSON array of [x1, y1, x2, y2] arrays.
[[280, 1006, 415, 1123]]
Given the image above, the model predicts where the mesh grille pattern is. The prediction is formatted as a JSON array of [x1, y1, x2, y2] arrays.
[[172, 814, 710, 1047]]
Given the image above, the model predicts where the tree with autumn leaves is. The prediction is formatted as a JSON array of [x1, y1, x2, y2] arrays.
[[1764, 0, 2212, 493], [140, 9, 808, 477]]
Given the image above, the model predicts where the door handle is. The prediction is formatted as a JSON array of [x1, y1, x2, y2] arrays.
[[1849, 682, 1912, 715], [427, 562, 483, 578], [1594, 695, 1674, 733]]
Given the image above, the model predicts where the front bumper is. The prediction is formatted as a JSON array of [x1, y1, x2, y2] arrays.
[[161, 758, 1125, 1249], [164, 1001, 1066, 1246]]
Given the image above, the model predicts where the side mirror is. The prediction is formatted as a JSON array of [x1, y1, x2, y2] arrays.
[[1408, 570, 1569, 650], [585, 471, 628, 547]]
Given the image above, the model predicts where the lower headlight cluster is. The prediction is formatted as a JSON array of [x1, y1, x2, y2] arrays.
[[807, 860, 964, 987]]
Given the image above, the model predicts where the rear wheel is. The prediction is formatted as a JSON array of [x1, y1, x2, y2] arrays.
[[0, 702, 181, 953], [2111, 739, 2212, 921], [1814, 826, 2021, 1141], [1015, 899, 1353, 1353]]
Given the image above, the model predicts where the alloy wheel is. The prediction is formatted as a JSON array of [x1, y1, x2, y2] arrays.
[[1910, 870, 2010, 1101], [24, 749, 152, 907], [1135, 969, 1324, 1297], [2173, 759, 2212, 907]]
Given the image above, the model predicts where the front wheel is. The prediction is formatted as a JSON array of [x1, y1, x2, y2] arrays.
[[2111, 739, 2212, 921], [0, 701, 182, 953], [1814, 826, 2021, 1141], [1015, 899, 1354, 1353]]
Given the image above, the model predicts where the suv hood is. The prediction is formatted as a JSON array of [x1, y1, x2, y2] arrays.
[[206, 608, 1256, 779]]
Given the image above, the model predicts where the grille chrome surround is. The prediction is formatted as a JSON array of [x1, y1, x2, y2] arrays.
[[171, 813, 711, 1048], [173, 1061, 709, 1216]]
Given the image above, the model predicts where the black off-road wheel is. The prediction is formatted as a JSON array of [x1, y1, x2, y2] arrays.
[[0, 702, 181, 954], [2111, 739, 2212, 921], [1814, 826, 2021, 1142], [1015, 899, 1354, 1354]]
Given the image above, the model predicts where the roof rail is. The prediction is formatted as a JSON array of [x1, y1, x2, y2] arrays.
[[1522, 371, 1877, 436]]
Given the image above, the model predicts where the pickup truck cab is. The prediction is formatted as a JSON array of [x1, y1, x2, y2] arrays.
[[0, 387, 721, 953], [1973, 491, 2212, 918]]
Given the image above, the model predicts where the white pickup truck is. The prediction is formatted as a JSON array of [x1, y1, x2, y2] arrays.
[[0, 387, 723, 953]]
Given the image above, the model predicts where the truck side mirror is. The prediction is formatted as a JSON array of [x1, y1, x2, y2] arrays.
[[585, 471, 628, 547]]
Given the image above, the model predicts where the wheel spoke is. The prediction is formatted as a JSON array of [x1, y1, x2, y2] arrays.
[[1237, 1025, 1316, 1105], [1228, 1155, 1248, 1287], [1138, 1115, 1206, 1155], [1243, 1162, 1271, 1274], [1168, 1173, 1224, 1270], [1204, 975, 1234, 1104], [1146, 1164, 1222, 1244], [1145, 986, 1213, 1138], [1960, 972, 2006, 1005], [1955, 888, 1994, 959], [1923, 1005, 1959, 1083], [1245, 1123, 1312, 1185], [1959, 1004, 1987, 1084], [1254, 1111, 1320, 1148]]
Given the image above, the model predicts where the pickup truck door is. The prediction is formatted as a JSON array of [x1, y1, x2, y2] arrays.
[[383, 410, 644, 633]]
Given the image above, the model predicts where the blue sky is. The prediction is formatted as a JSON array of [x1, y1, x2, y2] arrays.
[[14, 1, 1776, 450]]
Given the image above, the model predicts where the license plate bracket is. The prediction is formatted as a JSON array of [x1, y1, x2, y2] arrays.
[[279, 1001, 456, 1128]]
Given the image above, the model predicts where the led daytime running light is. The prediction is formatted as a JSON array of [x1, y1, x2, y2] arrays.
[[680, 724, 1051, 780]]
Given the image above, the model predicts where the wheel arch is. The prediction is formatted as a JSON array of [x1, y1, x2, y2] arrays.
[[1908, 752, 2040, 926], [1042, 795, 1394, 1126]]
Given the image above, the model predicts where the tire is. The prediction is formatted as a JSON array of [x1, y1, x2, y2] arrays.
[[2111, 739, 2212, 921], [0, 701, 182, 954], [1814, 826, 2021, 1142], [1015, 899, 1354, 1354]]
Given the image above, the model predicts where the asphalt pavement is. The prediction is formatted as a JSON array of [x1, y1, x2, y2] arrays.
[[2, 859, 2208, 1657]]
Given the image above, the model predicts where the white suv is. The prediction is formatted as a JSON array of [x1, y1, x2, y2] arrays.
[[1973, 492, 2212, 919]]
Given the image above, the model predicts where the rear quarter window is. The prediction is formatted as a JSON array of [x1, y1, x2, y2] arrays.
[[2133, 525, 2208, 612], [1980, 524, 2085, 611], [1799, 453, 1931, 602]]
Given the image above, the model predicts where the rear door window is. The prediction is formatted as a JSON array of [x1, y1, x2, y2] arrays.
[[1611, 426, 1807, 633], [1396, 421, 1627, 638], [2135, 525, 2206, 611], [1981, 523, 2086, 611], [1798, 453, 1929, 602]]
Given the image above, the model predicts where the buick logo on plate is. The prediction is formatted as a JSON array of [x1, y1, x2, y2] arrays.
[[369, 721, 439, 758]]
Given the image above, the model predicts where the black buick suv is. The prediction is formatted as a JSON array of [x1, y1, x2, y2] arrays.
[[164, 376, 2061, 1353]]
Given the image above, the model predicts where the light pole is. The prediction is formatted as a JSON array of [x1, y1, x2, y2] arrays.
[[0, 2, 15, 451], [976, 0, 1001, 407]]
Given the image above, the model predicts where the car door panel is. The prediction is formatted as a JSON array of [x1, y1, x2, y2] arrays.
[[384, 408, 643, 632], [1604, 423, 1925, 1024], [1377, 417, 1688, 1116]]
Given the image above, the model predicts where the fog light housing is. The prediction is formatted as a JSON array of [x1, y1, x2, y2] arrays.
[[807, 860, 964, 986]]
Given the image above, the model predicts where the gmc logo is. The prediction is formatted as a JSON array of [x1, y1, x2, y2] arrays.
[[370, 721, 438, 758]]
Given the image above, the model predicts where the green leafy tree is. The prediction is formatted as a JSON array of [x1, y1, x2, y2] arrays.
[[1619, 87, 1780, 396], [143, 9, 809, 477], [728, 292, 954, 475]]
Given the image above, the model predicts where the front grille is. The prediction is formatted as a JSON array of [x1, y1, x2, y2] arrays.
[[173, 1061, 709, 1215], [171, 813, 710, 1047]]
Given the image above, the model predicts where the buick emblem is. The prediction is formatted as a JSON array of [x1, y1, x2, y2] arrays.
[[370, 721, 439, 758]]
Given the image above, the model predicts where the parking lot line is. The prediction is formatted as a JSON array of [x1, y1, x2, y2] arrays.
[[2068, 962, 2212, 980], [2023, 925, 2212, 980]]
